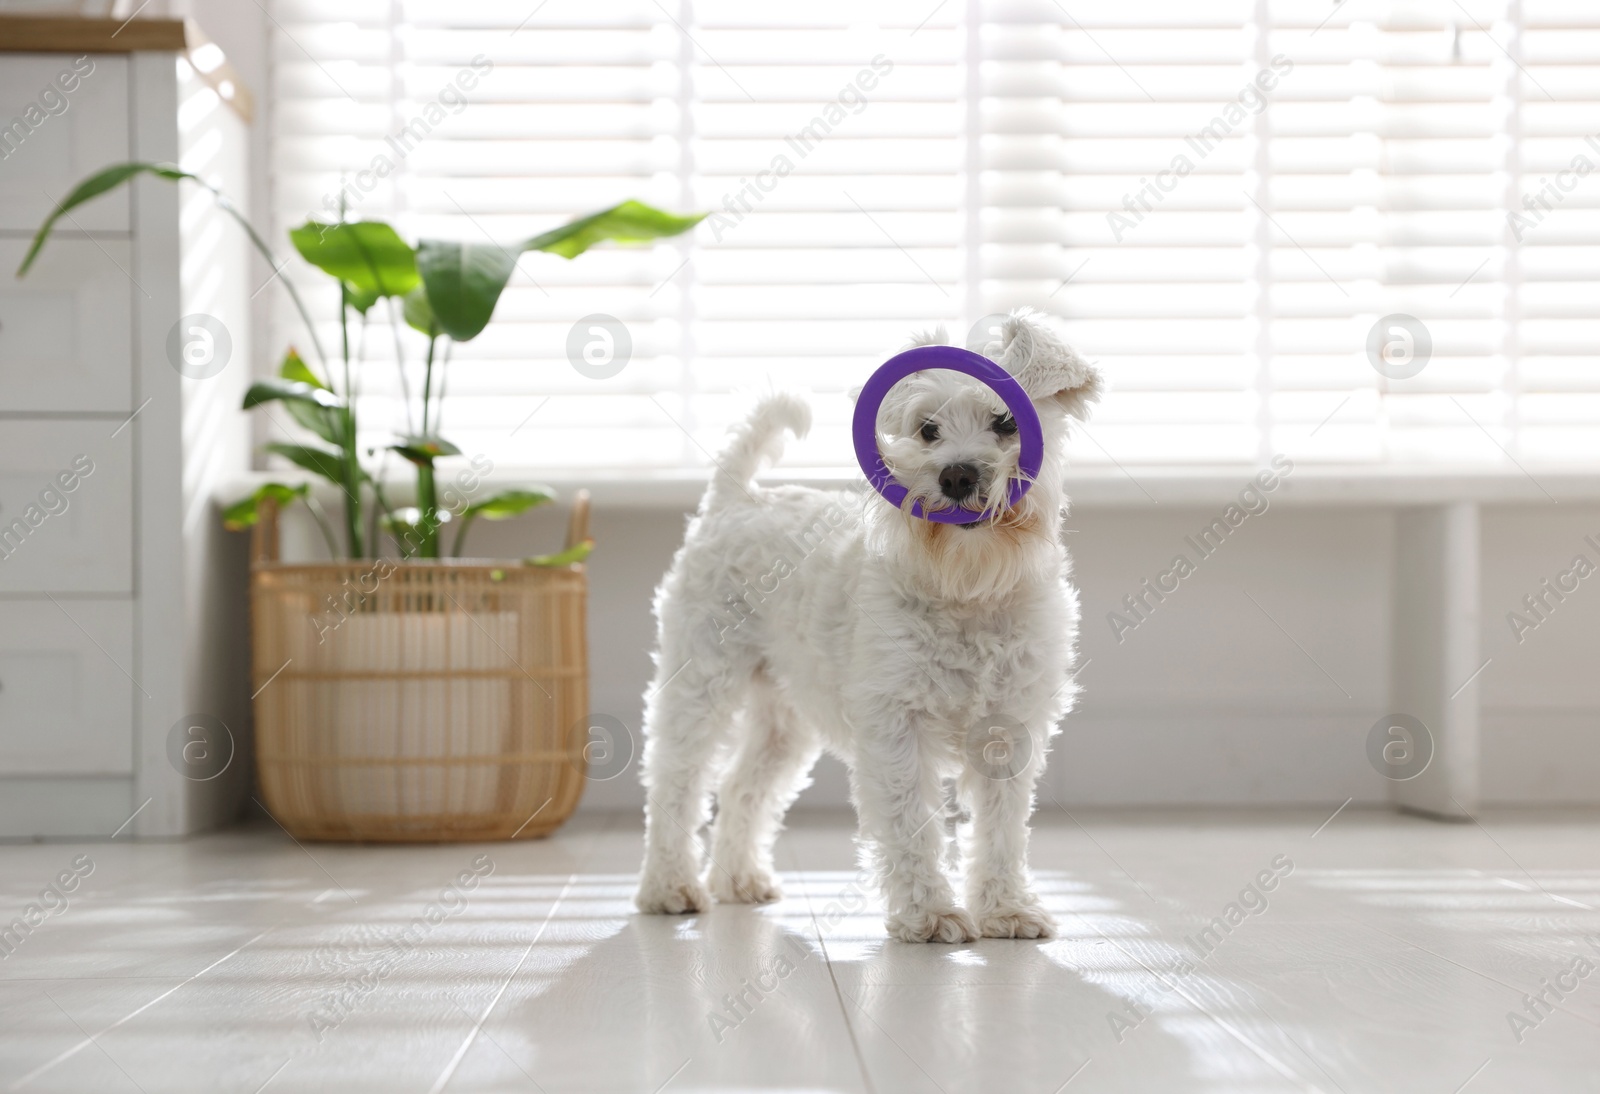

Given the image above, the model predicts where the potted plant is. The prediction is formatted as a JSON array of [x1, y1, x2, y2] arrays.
[[21, 165, 702, 840]]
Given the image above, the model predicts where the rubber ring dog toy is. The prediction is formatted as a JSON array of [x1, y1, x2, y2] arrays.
[[852, 344, 1043, 525]]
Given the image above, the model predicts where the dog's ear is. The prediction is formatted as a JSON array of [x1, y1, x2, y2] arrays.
[[901, 325, 950, 351], [991, 309, 1103, 421]]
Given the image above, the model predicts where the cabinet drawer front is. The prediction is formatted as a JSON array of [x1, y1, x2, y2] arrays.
[[0, 599, 132, 774], [0, 420, 132, 593], [0, 238, 133, 412], [0, 55, 130, 233]]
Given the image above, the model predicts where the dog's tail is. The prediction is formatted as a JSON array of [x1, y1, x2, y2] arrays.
[[705, 393, 812, 508]]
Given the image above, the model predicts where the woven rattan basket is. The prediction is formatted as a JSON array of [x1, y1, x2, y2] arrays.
[[248, 494, 590, 841]]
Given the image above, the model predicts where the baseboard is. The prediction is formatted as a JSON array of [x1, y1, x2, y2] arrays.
[[0, 776, 136, 839]]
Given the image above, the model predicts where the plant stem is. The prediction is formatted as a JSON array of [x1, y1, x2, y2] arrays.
[[366, 447, 384, 557], [434, 339, 452, 433], [416, 460, 441, 559], [421, 334, 437, 437], [416, 461, 440, 559], [370, 476, 404, 558], [338, 281, 364, 558], [415, 334, 441, 558]]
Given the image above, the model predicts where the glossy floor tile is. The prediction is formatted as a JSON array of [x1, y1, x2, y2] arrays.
[[2, 807, 1600, 1092]]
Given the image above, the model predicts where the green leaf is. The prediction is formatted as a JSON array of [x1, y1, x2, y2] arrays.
[[286, 401, 345, 447], [20, 161, 332, 367], [243, 378, 343, 412], [288, 220, 419, 302], [245, 378, 347, 446], [389, 435, 461, 466], [451, 487, 555, 556], [525, 200, 706, 260], [525, 540, 593, 567], [265, 442, 348, 486], [408, 435, 462, 457], [278, 347, 326, 390], [414, 239, 520, 342], [415, 200, 703, 342], [343, 281, 382, 316], [462, 488, 553, 522], [18, 161, 191, 276], [222, 482, 308, 531], [402, 285, 440, 337]]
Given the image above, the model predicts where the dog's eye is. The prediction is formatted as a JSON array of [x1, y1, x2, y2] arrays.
[[919, 421, 940, 443], [993, 414, 1018, 437]]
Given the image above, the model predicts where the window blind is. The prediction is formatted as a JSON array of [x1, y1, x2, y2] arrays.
[[266, 0, 1600, 476]]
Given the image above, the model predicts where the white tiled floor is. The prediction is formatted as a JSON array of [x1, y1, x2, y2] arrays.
[[2, 808, 1599, 1092]]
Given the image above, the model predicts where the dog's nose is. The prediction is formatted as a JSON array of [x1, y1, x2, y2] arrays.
[[939, 463, 980, 502]]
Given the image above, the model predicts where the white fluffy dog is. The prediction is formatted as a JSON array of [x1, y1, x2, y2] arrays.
[[634, 310, 1102, 943]]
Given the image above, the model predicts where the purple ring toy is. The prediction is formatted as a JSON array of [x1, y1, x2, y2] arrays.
[[852, 344, 1043, 525]]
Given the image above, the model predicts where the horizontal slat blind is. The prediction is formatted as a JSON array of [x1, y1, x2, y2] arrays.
[[1517, 0, 1600, 461], [266, 0, 1600, 476]]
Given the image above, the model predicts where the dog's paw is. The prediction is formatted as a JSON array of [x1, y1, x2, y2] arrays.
[[636, 875, 711, 915], [886, 907, 979, 944], [975, 906, 1057, 940], [711, 868, 783, 905]]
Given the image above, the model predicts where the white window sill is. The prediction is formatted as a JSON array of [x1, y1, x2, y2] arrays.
[[224, 463, 1600, 511]]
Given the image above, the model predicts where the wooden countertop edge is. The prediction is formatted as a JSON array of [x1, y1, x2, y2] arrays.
[[0, 15, 188, 53], [0, 16, 253, 124]]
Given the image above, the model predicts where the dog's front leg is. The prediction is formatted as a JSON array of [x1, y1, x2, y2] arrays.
[[850, 716, 977, 944], [959, 723, 1056, 939]]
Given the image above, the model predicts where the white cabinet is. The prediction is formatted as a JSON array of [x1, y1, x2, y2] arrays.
[[0, 600, 133, 774], [0, 23, 252, 838], [0, 421, 133, 592], [0, 238, 134, 411], [0, 55, 131, 233]]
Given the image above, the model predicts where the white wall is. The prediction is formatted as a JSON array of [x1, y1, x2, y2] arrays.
[[164, 0, 276, 436], [447, 497, 1600, 816], [1480, 505, 1600, 802], [177, 53, 256, 827]]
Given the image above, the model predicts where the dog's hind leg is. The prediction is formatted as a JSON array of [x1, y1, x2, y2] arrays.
[[709, 671, 820, 904], [636, 656, 751, 915], [940, 777, 971, 872]]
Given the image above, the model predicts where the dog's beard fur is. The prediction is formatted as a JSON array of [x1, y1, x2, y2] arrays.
[[869, 370, 1067, 604]]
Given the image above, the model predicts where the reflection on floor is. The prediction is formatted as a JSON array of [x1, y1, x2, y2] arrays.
[[1, 808, 1598, 1092]]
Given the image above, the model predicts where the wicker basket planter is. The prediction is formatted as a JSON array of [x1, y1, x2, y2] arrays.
[[248, 496, 589, 841]]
